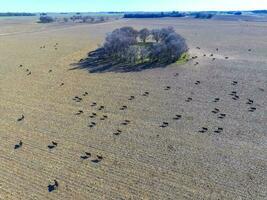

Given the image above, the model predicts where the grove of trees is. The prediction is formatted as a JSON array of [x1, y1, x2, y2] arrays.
[[101, 26, 188, 64], [194, 13, 214, 19], [39, 16, 54, 23]]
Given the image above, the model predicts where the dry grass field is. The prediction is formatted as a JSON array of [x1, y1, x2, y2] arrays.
[[0, 16, 266, 199]]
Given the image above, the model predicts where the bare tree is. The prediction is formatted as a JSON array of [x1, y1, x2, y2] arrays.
[[139, 28, 150, 43], [103, 27, 138, 59], [163, 32, 188, 62], [151, 29, 161, 42], [102, 26, 188, 65]]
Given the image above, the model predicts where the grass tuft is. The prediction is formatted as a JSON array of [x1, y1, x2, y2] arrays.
[[175, 52, 189, 65]]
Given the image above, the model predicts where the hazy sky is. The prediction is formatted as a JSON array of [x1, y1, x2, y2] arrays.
[[1, 0, 267, 12]]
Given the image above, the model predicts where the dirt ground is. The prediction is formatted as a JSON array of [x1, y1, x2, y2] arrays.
[[0, 17, 266, 200]]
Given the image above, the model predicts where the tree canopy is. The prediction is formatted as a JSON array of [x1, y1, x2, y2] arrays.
[[102, 26, 188, 64]]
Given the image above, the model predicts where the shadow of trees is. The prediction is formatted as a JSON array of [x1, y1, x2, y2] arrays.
[[70, 26, 188, 73], [70, 49, 170, 73]]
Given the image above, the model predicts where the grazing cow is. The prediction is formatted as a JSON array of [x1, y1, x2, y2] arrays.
[[17, 115, 24, 122], [14, 140, 23, 149]]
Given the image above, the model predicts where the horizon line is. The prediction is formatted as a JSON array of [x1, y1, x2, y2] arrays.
[[0, 9, 266, 13]]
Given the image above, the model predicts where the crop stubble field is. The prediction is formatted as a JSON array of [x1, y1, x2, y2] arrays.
[[0, 17, 266, 199]]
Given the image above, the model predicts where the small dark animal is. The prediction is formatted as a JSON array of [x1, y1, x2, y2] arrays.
[[185, 97, 193, 102], [75, 110, 83, 115], [14, 140, 23, 149], [48, 180, 59, 192], [17, 115, 24, 122], [212, 108, 220, 114], [173, 115, 182, 120], [164, 86, 171, 90], [195, 81, 200, 85], [232, 95, 239, 100], [73, 96, 82, 102], [128, 96, 135, 100], [91, 159, 100, 163], [232, 81, 238, 86], [121, 120, 130, 125], [114, 129, 122, 136], [218, 113, 226, 119], [52, 141, 58, 146], [48, 144, 56, 149], [248, 107, 256, 112], [81, 155, 89, 160], [85, 152, 91, 156], [246, 99, 254, 105], [120, 105, 128, 110], [199, 127, 208, 133], [91, 102, 97, 106], [97, 155, 103, 160], [160, 122, 169, 128], [91, 155, 103, 163], [213, 98, 220, 102], [54, 180, 58, 188], [88, 122, 96, 128], [214, 127, 223, 133], [48, 141, 58, 149], [142, 92, 149, 96], [98, 106, 105, 110]]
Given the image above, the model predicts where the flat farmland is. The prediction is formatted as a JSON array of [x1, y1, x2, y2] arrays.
[[0, 17, 266, 199]]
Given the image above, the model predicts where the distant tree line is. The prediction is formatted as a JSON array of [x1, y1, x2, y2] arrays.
[[226, 11, 242, 15], [124, 12, 185, 18], [123, 11, 219, 19], [251, 10, 267, 14], [194, 12, 214, 19], [38, 15, 109, 24], [0, 12, 36, 17], [101, 26, 188, 64], [69, 15, 107, 23]]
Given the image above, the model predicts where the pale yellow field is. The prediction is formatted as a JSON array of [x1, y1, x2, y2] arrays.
[[0, 17, 266, 199]]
